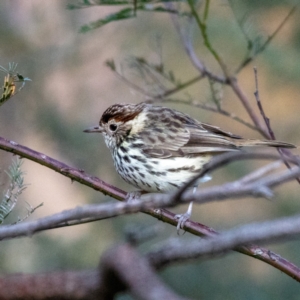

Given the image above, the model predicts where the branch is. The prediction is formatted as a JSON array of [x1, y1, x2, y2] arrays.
[[2, 215, 300, 300], [0, 137, 299, 281], [253, 67, 300, 184], [112, 66, 205, 100], [148, 213, 300, 281], [228, 78, 267, 135], [167, 2, 226, 84], [0, 244, 189, 300], [0, 270, 101, 300], [172, 151, 299, 204], [235, 7, 297, 73], [167, 3, 267, 134], [157, 97, 259, 131], [0, 136, 126, 200]]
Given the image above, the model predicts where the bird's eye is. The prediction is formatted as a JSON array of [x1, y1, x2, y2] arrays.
[[109, 124, 118, 132]]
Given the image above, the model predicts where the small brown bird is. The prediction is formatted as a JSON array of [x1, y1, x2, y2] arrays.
[[84, 103, 295, 227]]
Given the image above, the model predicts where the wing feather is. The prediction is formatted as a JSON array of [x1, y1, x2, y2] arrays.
[[140, 106, 241, 158]]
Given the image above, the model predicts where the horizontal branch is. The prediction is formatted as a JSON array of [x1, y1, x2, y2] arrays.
[[0, 244, 189, 300], [148, 213, 300, 281]]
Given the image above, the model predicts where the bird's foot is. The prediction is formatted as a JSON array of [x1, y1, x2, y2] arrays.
[[174, 212, 191, 235], [174, 202, 193, 235]]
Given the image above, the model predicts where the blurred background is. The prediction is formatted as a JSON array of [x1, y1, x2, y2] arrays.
[[0, 0, 300, 298]]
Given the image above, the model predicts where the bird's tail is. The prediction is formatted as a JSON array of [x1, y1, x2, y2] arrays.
[[237, 139, 296, 149]]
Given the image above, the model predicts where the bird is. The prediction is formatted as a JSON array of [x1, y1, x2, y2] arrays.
[[84, 102, 295, 229]]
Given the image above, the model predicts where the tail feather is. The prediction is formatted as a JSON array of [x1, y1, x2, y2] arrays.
[[237, 139, 296, 149]]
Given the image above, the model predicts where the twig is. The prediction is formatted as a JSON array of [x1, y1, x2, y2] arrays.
[[168, 3, 267, 134], [253, 67, 274, 140], [167, 2, 226, 83], [229, 78, 267, 135], [234, 160, 282, 185], [235, 7, 297, 73], [159, 98, 259, 131], [171, 151, 299, 207], [253, 67, 300, 184], [152, 74, 205, 99], [108, 59, 205, 100], [12, 202, 44, 225], [186, 0, 228, 73]]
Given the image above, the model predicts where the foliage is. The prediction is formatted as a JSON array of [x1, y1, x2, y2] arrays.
[[0, 159, 27, 224]]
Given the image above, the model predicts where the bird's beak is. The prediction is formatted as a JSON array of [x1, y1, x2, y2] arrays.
[[83, 125, 103, 133]]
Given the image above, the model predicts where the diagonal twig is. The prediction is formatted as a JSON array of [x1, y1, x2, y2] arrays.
[[253, 67, 300, 184]]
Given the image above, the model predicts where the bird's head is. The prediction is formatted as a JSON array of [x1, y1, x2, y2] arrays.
[[84, 103, 145, 150]]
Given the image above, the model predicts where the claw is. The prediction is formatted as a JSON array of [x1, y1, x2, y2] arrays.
[[174, 202, 193, 235], [175, 213, 190, 234]]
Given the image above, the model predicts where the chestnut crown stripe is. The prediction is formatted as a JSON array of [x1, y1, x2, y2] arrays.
[[101, 104, 143, 124]]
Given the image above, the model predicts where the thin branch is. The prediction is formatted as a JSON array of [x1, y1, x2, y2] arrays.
[[168, 3, 267, 133], [146, 162, 300, 212], [12, 202, 44, 225], [253, 67, 274, 140], [159, 97, 259, 131], [0, 202, 164, 240], [235, 7, 297, 73], [185, 1, 295, 137], [228, 78, 267, 135], [167, 2, 226, 83], [186, 0, 228, 73], [152, 74, 205, 99], [172, 151, 298, 203], [0, 137, 126, 200], [108, 59, 205, 100], [202, 0, 210, 22], [106, 60, 153, 97], [234, 160, 282, 185], [254, 67, 300, 184]]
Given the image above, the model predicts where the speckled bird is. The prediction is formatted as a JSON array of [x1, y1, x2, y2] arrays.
[[84, 102, 295, 193]]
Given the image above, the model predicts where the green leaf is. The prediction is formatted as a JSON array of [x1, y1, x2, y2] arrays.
[[138, 4, 182, 14], [68, 0, 132, 9], [80, 7, 134, 32]]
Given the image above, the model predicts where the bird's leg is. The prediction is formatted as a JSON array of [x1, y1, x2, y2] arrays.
[[174, 186, 197, 234]]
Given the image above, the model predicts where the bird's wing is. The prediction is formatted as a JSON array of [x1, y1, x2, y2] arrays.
[[180, 124, 240, 154], [141, 108, 241, 158], [139, 107, 190, 158]]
